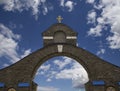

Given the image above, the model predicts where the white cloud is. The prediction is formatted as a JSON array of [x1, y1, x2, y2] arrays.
[[0, 24, 20, 39], [21, 49, 31, 58], [53, 57, 72, 69], [0, 0, 49, 19], [87, 0, 120, 49], [0, 23, 20, 63], [55, 61, 88, 88], [3, 63, 9, 67], [0, 0, 77, 18], [56, 68, 74, 79], [87, 10, 96, 24], [46, 78, 52, 82], [72, 75, 88, 88], [42, 6, 48, 15], [87, 25, 103, 36], [65, 1, 76, 12], [55, 62, 89, 88], [97, 48, 105, 55], [0, 23, 31, 64], [39, 71, 45, 75], [59, 0, 65, 6], [86, 0, 95, 4], [59, 0, 76, 12], [36, 64, 51, 76], [45, 71, 57, 81], [97, 17, 104, 24], [107, 33, 120, 49], [37, 86, 59, 91], [40, 64, 51, 71]]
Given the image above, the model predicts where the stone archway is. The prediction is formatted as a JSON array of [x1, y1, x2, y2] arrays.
[[31, 44, 91, 79], [0, 23, 120, 91]]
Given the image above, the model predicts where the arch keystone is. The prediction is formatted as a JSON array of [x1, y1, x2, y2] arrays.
[[57, 45, 63, 52]]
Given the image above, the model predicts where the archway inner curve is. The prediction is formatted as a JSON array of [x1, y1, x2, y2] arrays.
[[31, 49, 91, 80], [34, 56, 89, 91]]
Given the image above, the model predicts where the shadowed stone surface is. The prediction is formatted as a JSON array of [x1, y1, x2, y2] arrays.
[[0, 23, 120, 91]]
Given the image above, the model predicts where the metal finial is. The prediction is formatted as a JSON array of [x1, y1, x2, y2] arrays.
[[56, 15, 63, 23]]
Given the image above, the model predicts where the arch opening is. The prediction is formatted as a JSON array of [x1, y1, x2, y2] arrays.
[[31, 50, 91, 80], [34, 56, 89, 91]]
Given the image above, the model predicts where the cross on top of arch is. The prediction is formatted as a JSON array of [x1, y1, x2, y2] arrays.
[[56, 15, 63, 23]]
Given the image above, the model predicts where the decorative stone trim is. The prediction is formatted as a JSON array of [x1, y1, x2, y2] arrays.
[[43, 36, 53, 39], [66, 36, 77, 39], [57, 45, 63, 52]]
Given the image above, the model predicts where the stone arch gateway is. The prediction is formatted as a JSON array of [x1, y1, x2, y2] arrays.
[[0, 23, 120, 91]]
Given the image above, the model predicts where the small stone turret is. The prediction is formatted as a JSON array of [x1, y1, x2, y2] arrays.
[[42, 23, 78, 46]]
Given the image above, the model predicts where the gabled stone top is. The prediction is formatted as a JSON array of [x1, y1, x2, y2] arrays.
[[42, 23, 77, 36], [42, 23, 78, 46]]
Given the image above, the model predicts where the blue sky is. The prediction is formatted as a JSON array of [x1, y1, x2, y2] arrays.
[[0, 0, 120, 91]]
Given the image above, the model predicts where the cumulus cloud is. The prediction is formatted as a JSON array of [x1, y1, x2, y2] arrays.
[[64, 1, 76, 12], [0, 23, 31, 65], [36, 64, 51, 76], [53, 57, 72, 69], [21, 49, 31, 58], [87, 0, 120, 49], [87, 25, 103, 36], [0, 23, 20, 63], [55, 62, 89, 88], [59, 0, 65, 6], [97, 48, 105, 55], [40, 64, 51, 71], [86, 0, 95, 4], [59, 0, 76, 12], [0, 0, 49, 19], [3, 63, 9, 67], [87, 10, 96, 24], [56, 68, 74, 79], [37, 86, 59, 91], [46, 78, 52, 82], [72, 75, 88, 88], [0, 0, 77, 18], [107, 33, 120, 49]]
